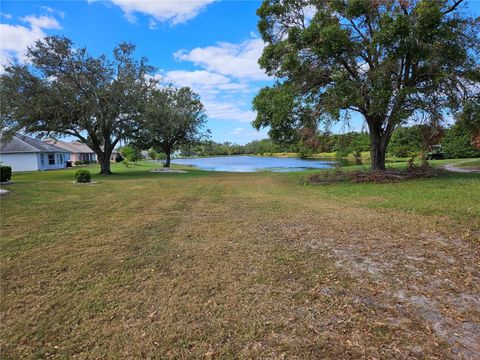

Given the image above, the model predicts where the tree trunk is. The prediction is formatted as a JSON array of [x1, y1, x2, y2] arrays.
[[99, 156, 111, 175], [370, 135, 387, 171], [368, 123, 389, 171], [96, 153, 111, 175], [164, 151, 171, 168], [97, 147, 113, 175]]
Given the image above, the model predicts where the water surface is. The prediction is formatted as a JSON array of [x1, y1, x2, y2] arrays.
[[172, 155, 339, 172]]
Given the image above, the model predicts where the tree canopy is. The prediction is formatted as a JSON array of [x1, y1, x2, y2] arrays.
[[459, 93, 480, 148], [134, 87, 208, 167], [0, 36, 156, 174], [253, 0, 480, 170]]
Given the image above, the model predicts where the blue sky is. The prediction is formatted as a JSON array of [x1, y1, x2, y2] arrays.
[[1, 1, 479, 144]]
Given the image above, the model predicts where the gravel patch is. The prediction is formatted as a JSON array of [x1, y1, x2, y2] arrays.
[[150, 168, 188, 173]]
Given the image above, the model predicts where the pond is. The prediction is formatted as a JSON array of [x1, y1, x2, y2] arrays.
[[172, 155, 345, 172]]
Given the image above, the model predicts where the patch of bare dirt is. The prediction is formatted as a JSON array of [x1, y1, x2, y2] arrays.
[[444, 162, 480, 173], [260, 207, 480, 359], [150, 168, 187, 173]]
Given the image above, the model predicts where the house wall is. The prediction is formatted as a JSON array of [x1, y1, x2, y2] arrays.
[[0, 153, 39, 171], [79, 153, 97, 162], [70, 153, 80, 163], [37, 153, 70, 170], [71, 153, 96, 164]]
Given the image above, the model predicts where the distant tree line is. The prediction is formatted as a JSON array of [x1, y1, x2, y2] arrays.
[[180, 121, 480, 160]]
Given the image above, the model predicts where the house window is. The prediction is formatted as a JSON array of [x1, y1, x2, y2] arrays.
[[40, 154, 45, 166], [48, 154, 55, 165], [59, 154, 64, 163]]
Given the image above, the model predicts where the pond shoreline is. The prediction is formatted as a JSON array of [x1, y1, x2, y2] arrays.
[[172, 153, 412, 169], [172, 155, 340, 172]]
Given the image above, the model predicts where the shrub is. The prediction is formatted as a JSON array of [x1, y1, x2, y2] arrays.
[[120, 145, 142, 163], [148, 148, 159, 161], [0, 165, 12, 182], [388, 126, 423, 157], [297, 143, 313, 159], [74, 160, 84, 166], [442, 123, 480, 159], [74, 169, 91, 183], [392, 145, 415, 158], [350, 132, 370, 155]]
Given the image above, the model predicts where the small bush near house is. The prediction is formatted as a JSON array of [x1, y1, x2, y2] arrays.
[[74, 160, 85, 166], [74, 169, 92, 183], [0, 165, 12, 182]]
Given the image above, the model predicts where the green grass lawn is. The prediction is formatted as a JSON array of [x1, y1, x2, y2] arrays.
[[1, 160, 479, 358]]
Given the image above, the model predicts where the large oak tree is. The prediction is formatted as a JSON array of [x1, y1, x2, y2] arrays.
[[0, 36, 156, 174], [253, 0, 480, 170], [134, 86, 208, 167]]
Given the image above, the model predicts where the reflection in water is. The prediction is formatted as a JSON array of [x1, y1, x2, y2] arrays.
[[172, 155, 338, 172]]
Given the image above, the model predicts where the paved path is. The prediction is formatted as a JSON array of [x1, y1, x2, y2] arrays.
[[444, 162, 480, 173]]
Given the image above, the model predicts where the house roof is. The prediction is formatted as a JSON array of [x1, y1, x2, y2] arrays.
[[0, 134, 70, 154], [44, 138, 95, 154]]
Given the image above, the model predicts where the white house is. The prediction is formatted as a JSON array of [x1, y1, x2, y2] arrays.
[[0, 134, 71, 171]]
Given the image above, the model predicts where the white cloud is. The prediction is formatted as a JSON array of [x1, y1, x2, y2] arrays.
[[228, 127, 267, 141], [41, 6, 66, 19], [152, 36, 272, 125], [1, 13, 12, 19], [97, 0, 216, 25], [174, 37, 270, 81], [229, 127, 244, 135], [155, 69, 249, 98], [154, 69, 254, 122], [148, 18, 158, 30], [21, 15, 61, 29], [165, 69, 247, 88], [203, 100, 256, 123], [0, 14, 61, 70], [0, 24, 44, 67]]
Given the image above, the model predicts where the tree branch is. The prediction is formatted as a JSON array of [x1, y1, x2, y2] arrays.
[[442, 0, 464, 15]]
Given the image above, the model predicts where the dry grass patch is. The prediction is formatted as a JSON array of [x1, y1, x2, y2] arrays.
[[1, 165, 479, 358]]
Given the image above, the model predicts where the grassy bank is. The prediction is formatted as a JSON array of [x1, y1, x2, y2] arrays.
[[1, 161, 479, 358]]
